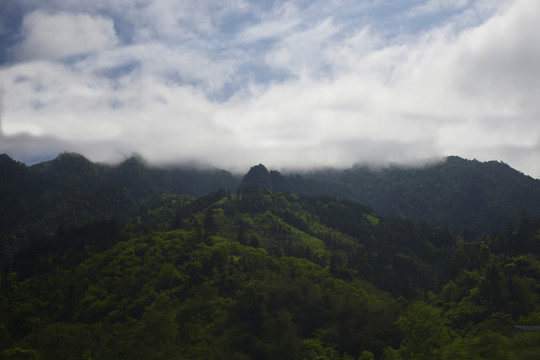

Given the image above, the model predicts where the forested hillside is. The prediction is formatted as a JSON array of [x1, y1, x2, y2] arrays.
[[0, 153, 238, 266], [243, 158, 540, 235], [4, 152, 540, 264], [2, 185, 540, 359]]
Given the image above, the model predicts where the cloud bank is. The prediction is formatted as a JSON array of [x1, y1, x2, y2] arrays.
[[1, 0, 539, 176]]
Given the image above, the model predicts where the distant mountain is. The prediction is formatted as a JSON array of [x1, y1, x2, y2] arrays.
[[101, 154, 239, 201], [237, 164, 273, 191], [248, 157, 540, 236], [4, 152, 540, 265], [0, 152, 239, 265]]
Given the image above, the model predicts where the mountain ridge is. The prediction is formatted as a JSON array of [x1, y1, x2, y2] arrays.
[[238, 156, 540, 235], [3, 151, 540, 261]]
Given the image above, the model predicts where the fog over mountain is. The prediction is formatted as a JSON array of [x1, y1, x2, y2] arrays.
[[1, 0, 540, 177]]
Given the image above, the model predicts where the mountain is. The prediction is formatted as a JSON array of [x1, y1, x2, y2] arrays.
[[2, 186, 540, 359], [0, 152, 239, 266], [4, 152, 540, 266], [251, 157, 540, 235], [238, 164, 273, 191]]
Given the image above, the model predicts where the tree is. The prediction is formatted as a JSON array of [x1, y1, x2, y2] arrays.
[[204, 208, 218, 236], [396, 301, 455, 359]]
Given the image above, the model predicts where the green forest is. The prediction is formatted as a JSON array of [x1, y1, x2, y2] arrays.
[[2, 153, 540, 359]]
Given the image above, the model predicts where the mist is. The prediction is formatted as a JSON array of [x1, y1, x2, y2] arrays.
[[1, 0, 540, 178]]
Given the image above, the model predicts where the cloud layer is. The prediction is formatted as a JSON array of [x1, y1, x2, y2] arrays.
[[1, 0, 539, 176]]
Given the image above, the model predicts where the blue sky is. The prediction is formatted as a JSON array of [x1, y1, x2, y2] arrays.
[[1, 0, 540, 176]]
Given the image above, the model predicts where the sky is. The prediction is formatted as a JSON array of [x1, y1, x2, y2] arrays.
[[0, 0, 539, 176]]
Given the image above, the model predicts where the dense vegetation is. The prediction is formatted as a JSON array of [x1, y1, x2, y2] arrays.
[[0, 153, 238, 266], [4, 152, 540, 265], [243, 158, 540, 235], [2, 170, 540, 359]]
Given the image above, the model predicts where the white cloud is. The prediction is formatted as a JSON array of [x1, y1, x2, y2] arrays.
[[393, 0, 540, 169], [13, 11, 118, 60], [452, 0, 540, 109], [406, 0, 471, 17], [264, 18, 341, 77], [2, 0, 540, 178], [238, 2, 301, 43], [217, 0, 540, 173]]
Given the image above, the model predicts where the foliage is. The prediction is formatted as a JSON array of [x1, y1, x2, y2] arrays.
[[272, 157, 540, 235], [0, 153, 237, 267], [2, 154, 540, 359]]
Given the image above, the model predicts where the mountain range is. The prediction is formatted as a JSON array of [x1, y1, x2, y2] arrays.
[[240, 157, 540, 235], [3, 152, 540, 259], [2, 152, 540, 359]]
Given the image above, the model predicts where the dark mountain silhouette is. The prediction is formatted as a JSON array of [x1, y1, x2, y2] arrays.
[[238, 164, 273, 190], [3, 152, 540, 266], [0, 152, 239, 265], [253, 157, 540, 235]]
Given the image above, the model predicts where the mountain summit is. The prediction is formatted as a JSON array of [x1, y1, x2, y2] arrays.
[[238, 164, 273, 191]]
